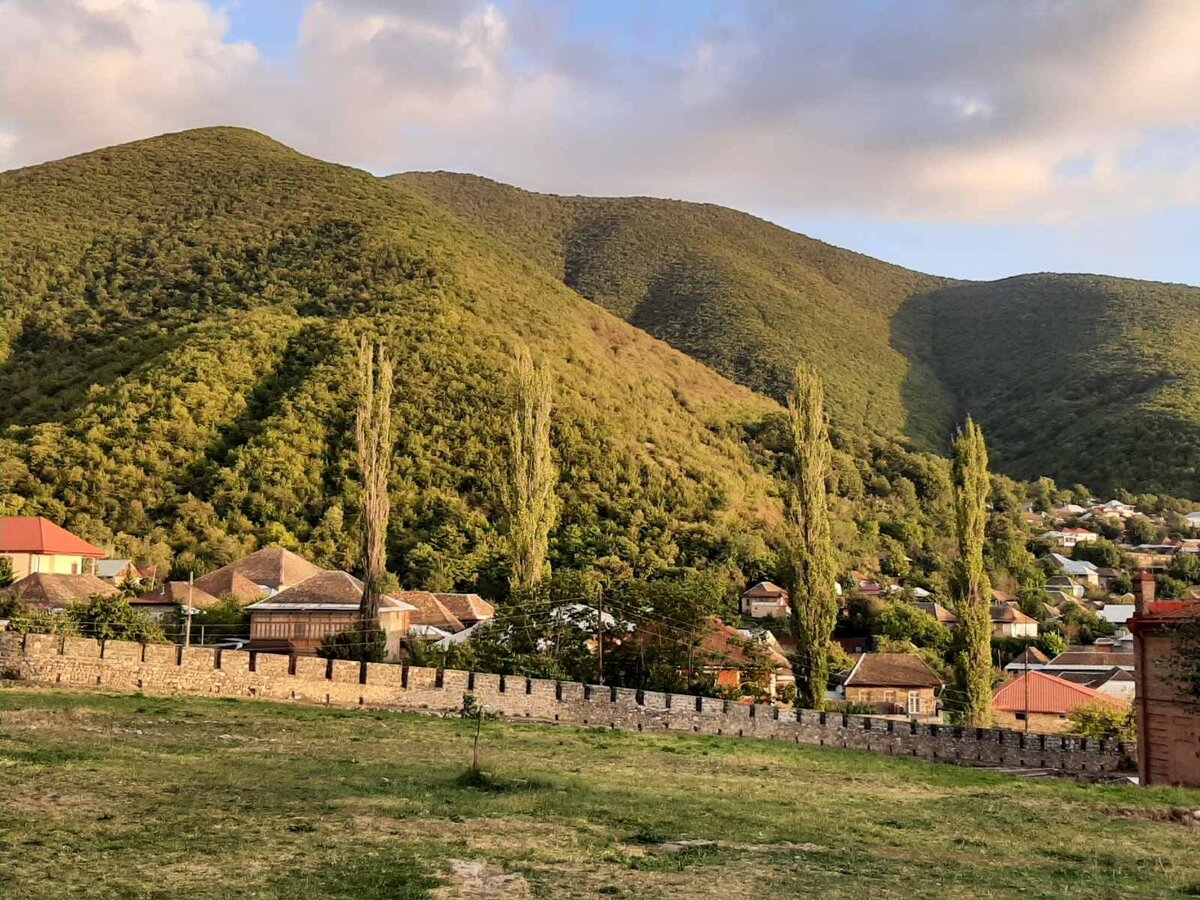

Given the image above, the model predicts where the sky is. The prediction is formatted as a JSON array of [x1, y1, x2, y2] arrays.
[[2, 0, 1200, 285]]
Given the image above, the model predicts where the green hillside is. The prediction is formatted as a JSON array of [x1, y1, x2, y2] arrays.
[[391, 172, 955, 447], [392, 173, 1200, 499], [914, 275, 1200, 497], [0, 127, 795, 587]]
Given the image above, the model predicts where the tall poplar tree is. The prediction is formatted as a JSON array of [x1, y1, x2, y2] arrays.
[[355, 336, 394, 626], [504, 344, 558, 594], [950, 417, 994, 725], [787, 363, 839, 710]]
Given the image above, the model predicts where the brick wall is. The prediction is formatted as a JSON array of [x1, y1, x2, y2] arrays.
[[0, 633, 1135, 775]]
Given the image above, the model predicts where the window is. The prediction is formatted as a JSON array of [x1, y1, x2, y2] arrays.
[[1014, 712, 1027, 721], [907, 692, 922, 715], [71, 563, 79, 575]]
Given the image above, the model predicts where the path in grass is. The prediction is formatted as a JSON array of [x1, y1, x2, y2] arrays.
[[1, 685, 1198, 899]]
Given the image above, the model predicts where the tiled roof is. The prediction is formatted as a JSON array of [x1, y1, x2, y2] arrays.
[[1011, 646, 1050, 665], [742, 581, 788, 599], [844, 653, 943, 689], [433, 592, 495, 623], [0, 573, 119, 609], [1048, 650, 1135, 667], [994, 671, 1122, 715], [990, 605, 1037, 625], [194, 547, 323, 600], [913, 601, 957, 624], [401, 591, 466, 632], [248, 570, 417, 613], [133, 581, 224, 610], [0, 517, 106, 558]]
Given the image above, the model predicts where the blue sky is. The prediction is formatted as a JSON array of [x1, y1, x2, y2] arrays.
[[3, 0, 1199, 285]]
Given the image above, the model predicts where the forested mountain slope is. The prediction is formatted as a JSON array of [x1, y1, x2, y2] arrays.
[[392, 173, 1200, 499], [915, 275, 1200, 497], [0, 127, 800, 588], [391, 172, 955, 447]]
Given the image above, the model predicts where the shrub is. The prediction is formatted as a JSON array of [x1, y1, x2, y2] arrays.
[[1068, 701, 1135, 741], [318, 625, 386, 662]]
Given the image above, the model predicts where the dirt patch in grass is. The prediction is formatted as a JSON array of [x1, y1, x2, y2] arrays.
[[434, 859, 530, 899]]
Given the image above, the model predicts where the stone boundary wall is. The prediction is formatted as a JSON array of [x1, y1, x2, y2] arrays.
[[0, 633, 1136, 774]]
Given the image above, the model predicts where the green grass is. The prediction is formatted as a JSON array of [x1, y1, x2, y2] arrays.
[[2, 686, 1199, 898]]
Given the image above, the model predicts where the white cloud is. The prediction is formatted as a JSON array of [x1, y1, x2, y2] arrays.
[[1, 0, 1200, 226]]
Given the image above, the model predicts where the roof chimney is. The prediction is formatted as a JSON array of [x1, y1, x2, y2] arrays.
[[1133, 569, 1156, 615]]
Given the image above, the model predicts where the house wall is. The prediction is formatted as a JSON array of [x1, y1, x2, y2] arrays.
[[741, 598, 788, 618], [844, 686, 937, 716], [250, 610, 408, 659], [993, 709, 1073, 734], [0, 633, 1135, 776], [1135, 628, 1200, 787], [2, 552, 89, 579]]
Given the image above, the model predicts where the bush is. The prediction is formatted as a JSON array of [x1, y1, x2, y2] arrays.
[[318, 626, 386, 662], [1068, 701, 1135, 740]]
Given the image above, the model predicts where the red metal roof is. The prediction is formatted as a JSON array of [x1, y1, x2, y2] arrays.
[[994, 671, 1122, 715], [0, 517, 105, 558]]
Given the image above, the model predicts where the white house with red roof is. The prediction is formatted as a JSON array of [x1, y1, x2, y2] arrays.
[[0, 516, 106, 580]]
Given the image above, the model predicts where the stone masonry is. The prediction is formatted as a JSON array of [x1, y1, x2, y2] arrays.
[[0, 632, 1135, 774]]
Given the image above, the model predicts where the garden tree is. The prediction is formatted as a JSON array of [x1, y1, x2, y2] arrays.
[[503, 344, 558, 594], [1125, 518, 1160, 546], [1073, 538, 1124, 569], [0, 557, 12, 588], [1017, 585, 1054, 621], [355, 336, 394, 627], [1067, 701, 1135, 740], [1054, 602, 1116, 645], [1031, 476, 1059, 513], [786, 363, 839, 710], [950, 418, 994, 726], [873, 601, 951, 653], [1156, 575, 1189, 601], [1167, 553, 1200, 585]]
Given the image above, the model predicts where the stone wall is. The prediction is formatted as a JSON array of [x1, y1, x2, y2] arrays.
[[0, 633, 1136, 774]]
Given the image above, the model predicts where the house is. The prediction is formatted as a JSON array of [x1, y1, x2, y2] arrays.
[[990, 588, 1016, 605], [1039, 648, 1135, 684], [1128, 571, 1200, 786], [653, 617, 794, 698], [912, 601, 957, 628], [0, 572, 119, 610], [129, 581, 223, 621], [1045, 553, 1100, 587], [739, 581, 790, 618], [433, 593, 494, 628], [1185, 511, 1200, 530], [839, 653, 942, 718], [193, 546, 324, 603], [247, 570, 418, 659], [992, 670, 1125, 733], [400, 591, 466, 634], [1097, 603, 1136, 626], [1090, 500, 1137, 521], [1052, 503, 1088, 520], [0, 517, 106, 579], [1096, 567, 1124, 592], [94, 559, 142, 585], [990, 605, 1038, 638], [1044, 575, 1085, 599], [1041, 528, 1099, 548], [1056, 667, 1136, 701], [1003, 646, 1050, 673]]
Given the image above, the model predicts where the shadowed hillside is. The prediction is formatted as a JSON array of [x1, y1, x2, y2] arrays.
[[391, 172, 957, 448]]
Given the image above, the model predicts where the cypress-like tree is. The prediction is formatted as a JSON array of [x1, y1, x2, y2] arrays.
[[355, 337, 394, 626], [504, 345, 558, 593], [950, 417, 993, 725], [787, 363, 839, 710]]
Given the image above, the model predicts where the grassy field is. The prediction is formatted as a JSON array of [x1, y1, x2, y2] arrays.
[[1, 686, 1199, 899]]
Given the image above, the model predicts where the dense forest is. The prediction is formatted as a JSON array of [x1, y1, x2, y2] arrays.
[[0, 127, 1197, 605], [394, 172, 1200, 499]]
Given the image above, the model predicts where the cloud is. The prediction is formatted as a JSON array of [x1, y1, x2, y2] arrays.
[[2, 0, 1200, 226]]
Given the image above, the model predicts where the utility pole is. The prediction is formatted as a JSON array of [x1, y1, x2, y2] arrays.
[[596, 586, 605, 685], [1023, 649, 1030, 733], [184, 571, 194, 649]]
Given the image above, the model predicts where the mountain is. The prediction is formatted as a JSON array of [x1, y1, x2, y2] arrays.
[[390, 172, 955, 448], [0, 127, 802, 588], [392, 173, 1200, 499]]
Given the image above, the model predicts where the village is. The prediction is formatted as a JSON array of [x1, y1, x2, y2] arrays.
[[3, 490, 1198, 788]]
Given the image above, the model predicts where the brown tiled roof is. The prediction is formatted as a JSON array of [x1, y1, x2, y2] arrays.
[[433, 593, 495, 623], [844, 653, 943, 688], [133, 581, 223, 610], [913, 601, 957, 624], [401, 591, 466, 632], [248, 570, 417, 613], [1, 573, 119, 609], [990, 605, 1037, 625], [194, 546, 323, 601], [742, 581, 788, 600], [1011, 646, 1050, 665], [990, 589, 1016, 604]]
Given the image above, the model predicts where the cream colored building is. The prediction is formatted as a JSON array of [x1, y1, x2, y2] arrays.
[[0, 517, 106, 580]]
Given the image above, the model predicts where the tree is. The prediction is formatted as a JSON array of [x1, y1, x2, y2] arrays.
[[1068, 701, 1135, 740], [1073, 538, 1123, 569], [65, 594, 165, 644], [355, 337, 394, 628], [0, 557, 12, 588], [1124, 518, 1160, 546], [950, 419, 993, 726], [874, 601, 951, 653], [503, 344, 558, 594], [786, 363, 839, 710]]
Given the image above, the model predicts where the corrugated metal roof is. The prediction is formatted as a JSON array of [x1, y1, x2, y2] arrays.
[[994, 671, 1122, 714]]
